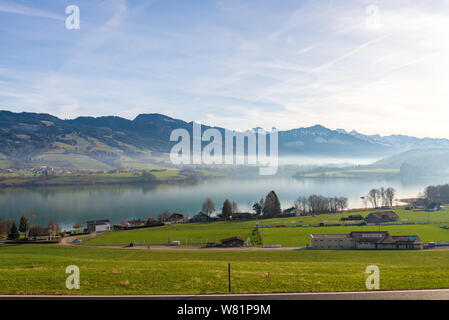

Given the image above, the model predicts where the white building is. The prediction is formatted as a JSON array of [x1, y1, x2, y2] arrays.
[[86, 220, 111, 233]]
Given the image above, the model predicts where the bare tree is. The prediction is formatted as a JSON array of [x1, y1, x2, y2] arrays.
[[29, 224, 47, 240], [158, 211, 170, 222], [385, 187, 396, 207], [337, 197, 348, 211], [0, 220, 8, 235], [202, 198, 215, 217], [295, 196, 308, 215], [47, 221, 61, 239], [231, 201, 239, 214], [367, 189, 380, 208], [380, 187, 386, 207]]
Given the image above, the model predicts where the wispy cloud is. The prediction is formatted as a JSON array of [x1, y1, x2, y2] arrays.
[[0, 1, 64, 20], [312, 34, 391, 72], [2, 0, 449, 138]]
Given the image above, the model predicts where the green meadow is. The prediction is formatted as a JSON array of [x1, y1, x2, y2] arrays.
[[85, 221, 257, 246], [84, 207, 449, 247], [2, 245, 449, 295]]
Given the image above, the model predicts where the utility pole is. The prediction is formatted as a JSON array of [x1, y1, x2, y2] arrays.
[[168, 223, 171, 244], [228, 263, 231, 293]]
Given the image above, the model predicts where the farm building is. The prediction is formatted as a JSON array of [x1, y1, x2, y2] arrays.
[[310, 231, 423, 250], [310, 233, 354, 250], [86, 220, 111, 233], [126, 219, 146, 228], [365, 211, 399, 223], [168, 213, 184, 223], [190, 212, 215, 223], [221, 237, 245, 247], [341, 214, 363, 221], [425, 202, 443, 212], [282, 207, 299, 217]]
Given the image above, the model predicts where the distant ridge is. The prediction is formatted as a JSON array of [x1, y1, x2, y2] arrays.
[[2, 110, 449, 161]]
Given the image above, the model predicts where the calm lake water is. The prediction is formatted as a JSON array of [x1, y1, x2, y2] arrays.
[[0, 177, 447, 230]]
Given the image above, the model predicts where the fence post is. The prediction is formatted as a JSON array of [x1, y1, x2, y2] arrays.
[[228, 263, 231, 293]]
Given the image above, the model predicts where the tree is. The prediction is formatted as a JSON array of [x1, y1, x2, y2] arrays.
[[221, 199, 232, 221], [158, 211, 170, 222], [1, 220, 14, 236], [72, 224, 83, 230], [252, 202, 262, 217], [0, 220, 8, 235], [380, 187, 386, 207], [367, 188, 380, 208], [385, 187, 396, 207], [231, 201, 238, 214], [7, 222, 19, 240], [337, 197, 349, 212], [202, 198, 215, 217], [28, 224, 46, 240], [295, 196, 308, 215], [19, 215, 28, 237], [263, 191, 282, 218], [47, 221, 61, 239]]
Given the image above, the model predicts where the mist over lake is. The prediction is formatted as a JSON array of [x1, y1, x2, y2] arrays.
[[1, 175, 447, 230]]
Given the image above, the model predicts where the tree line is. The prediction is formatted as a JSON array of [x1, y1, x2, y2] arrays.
[[294, 195, 348, 215], [199, 190, 350, 220], [424, 184, 449, 204], [0, 216, 61, 240]]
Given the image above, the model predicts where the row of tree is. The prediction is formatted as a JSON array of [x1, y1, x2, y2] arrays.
[[201, 190, 349, 220], [424, 184, 449, 204], [364, 187, 396, 208], [294, 195, 348, 215], [0, 216, 61, 240], [201, 198, 239, 218]]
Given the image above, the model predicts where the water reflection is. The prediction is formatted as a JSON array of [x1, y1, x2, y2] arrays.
[[0, 176, 447, 230]]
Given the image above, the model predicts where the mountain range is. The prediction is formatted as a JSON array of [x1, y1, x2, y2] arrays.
[[1, 110, 449, 168]]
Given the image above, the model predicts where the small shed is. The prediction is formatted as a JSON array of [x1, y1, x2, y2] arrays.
[[365, 211, 399, 223], [221, 237, 245, 247]]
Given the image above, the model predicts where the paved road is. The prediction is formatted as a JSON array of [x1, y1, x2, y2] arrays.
[[2, 289, 449, 300]]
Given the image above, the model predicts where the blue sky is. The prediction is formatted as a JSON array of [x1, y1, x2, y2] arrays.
[[1, 0, 449, 137]]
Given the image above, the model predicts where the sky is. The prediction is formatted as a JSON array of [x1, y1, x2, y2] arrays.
[[1, 0, 449, 138]]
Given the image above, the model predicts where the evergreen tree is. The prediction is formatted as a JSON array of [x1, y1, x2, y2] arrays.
[[19, 215, 28, 236], [262, 190, 282, 218], [8, 222, 19, 240], [221, 199, 232, 221]]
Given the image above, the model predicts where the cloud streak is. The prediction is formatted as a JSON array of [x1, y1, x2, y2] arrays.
[[0, 1, 64, 20], [2, 0, 449, 138]]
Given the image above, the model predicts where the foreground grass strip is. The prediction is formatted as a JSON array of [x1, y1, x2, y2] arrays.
[[1, 245, 449, 295]]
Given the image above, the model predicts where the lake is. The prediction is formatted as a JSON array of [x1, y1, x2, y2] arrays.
[[0, 176, 447, 230]]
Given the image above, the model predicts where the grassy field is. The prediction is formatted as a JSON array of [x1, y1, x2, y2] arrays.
[[261, 224, 449, 247], [301, 168, 400, 178], [85, 221, 257, 246], [32, 153, 114, 171], [84, 208, 449, 247], [2, 245, 449, 295], [0, 169, 208, 187]]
